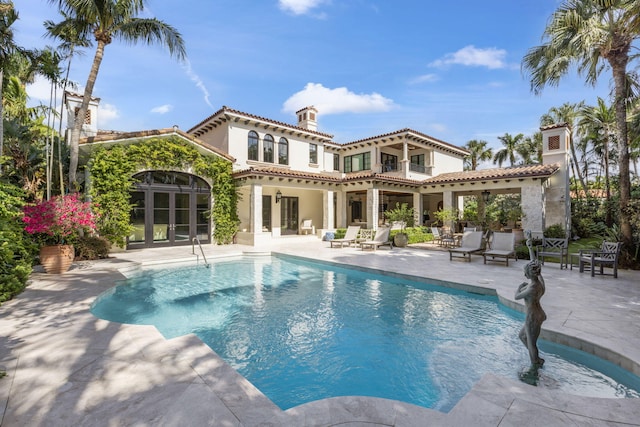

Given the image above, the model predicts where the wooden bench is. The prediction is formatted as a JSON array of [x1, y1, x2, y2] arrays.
[[579, 241, 622, 278], [536, 237, 569, 269]]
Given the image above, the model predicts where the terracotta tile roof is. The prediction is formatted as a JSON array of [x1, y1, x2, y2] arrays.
[[422, 163, 560, 185], [342, 171, 422, 185], [188, 106, 334, 139], [540, 122, 569, 131], [339, 128, 469, 156], [233, 166, 342, 182], [80, 128, 235, 162]]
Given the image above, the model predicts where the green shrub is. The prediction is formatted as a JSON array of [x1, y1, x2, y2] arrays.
[[0, 182, 35, 304], [334, 228, 347, 239], [74, 236, 111, 260], [544, 224, 566, 238], [389, 227, 432, 244], [515, 243, 531, 260]]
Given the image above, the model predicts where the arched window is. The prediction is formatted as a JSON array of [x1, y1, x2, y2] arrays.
[[263, 134, 274, 163], [278, 137, 289, 165], [248, 131, 259, 161]]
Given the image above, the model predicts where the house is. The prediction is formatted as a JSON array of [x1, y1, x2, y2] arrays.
[[74, 97, 570, 248]]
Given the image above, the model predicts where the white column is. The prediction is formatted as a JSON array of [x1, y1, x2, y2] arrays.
[[413, 192, 422, 226], [401, 140, 409, 177], [367, 188, 379, 229], [337, 191, 346, 228], [521, 183, 544, 232], [250, 184, 262, 233], [323, 190, 335, 230]]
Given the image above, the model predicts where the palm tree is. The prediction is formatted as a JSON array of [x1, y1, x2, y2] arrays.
[[0, 2, 19, 174], [493, 133, 524, 167], [463, 139, 492, 171], [540, 102, 588, 196], [522, 0, 640, 250], [47, 0, 187, 189], [518, 132, 543, 165], [578, 98, 617, 226]]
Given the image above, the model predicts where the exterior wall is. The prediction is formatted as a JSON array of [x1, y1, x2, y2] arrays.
[[193, 125, 229, 156], [521, 182, 544, 232], [432, 151, 464, 175], [541, 125, 571, 235]]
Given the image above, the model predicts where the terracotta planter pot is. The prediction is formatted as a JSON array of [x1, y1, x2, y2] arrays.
[[40, 245, 74, 274]]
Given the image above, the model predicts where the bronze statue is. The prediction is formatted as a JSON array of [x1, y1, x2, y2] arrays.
[[515, 231, 547, 367]]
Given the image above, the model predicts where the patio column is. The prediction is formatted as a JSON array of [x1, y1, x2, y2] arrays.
[[367, 188, 379, 229], [442, 190, 455, 230], [323, 190, 335, 230], [413, 192, 422, 226], [337, 191, 347, 228], [521, 182, 544, 232], [401, 139, 409, 177], [250, 184, 262, 233]]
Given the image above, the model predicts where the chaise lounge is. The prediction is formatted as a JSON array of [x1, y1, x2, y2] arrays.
[[330, 225, 361, 248], [483, 232, 516, 266], [449, 231, 484, 262], [360, 227, 392, 251]]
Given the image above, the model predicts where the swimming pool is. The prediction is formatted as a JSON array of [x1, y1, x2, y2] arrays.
[[91, 255, 640, 412]]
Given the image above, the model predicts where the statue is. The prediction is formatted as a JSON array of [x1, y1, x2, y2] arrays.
[[515, 230, 546, 367]]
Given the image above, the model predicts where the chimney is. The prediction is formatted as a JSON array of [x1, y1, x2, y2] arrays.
[[296, 106, 318, 131]]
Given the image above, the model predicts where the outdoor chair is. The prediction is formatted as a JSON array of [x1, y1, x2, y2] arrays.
[[300, 219, 314, 235], [330, 225, 361, 248], [356, 228, 375, 244], [483, 232, 516, 266], [430, 227, 443, 246], [449, 231, 484, 262], [360, 227, 392, 251], [536, 237, 569, 269], [579, 241, 622, 278]]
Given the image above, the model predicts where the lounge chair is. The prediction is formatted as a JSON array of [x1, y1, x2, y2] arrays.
[[330, 225, 361, 248], [360, 227, 392, 251], [300, 219, 314, 235], [449, 231, 484, 262], [483, 232, 516, 266], [430, 227, 443, 245], [579, 241, 622, 278]]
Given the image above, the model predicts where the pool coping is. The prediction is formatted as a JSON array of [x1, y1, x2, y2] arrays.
[[2, 241, 640, 426]]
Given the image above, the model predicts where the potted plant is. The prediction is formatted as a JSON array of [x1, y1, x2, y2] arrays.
[[22, 194, 98, 274], [384, 202, 415, 247], [432, 207, 458, 233]]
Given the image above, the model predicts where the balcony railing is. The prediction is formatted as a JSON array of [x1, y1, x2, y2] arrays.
[[409, 163, 432, 174]]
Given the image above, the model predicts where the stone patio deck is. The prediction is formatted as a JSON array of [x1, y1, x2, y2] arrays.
[[1, 238, 639, 426]]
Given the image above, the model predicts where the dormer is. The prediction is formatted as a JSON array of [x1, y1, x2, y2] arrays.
[[296, 106, 318, 131], [65, 91, 100, 138]]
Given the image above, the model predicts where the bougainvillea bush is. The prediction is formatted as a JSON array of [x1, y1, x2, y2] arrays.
[[22, 194, 98, 246]]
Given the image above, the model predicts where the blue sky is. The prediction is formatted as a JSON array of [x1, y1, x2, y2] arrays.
[[15, 0, 611, 153]]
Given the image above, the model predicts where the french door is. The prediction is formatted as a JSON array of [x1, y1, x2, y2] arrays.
[[280, 196, 299, 235]]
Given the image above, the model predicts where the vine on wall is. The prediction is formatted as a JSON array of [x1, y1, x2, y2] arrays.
[[89, 137, 239, 247]]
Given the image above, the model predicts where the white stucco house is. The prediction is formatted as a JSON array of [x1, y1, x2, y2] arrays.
[[74, 97, 570, 248]]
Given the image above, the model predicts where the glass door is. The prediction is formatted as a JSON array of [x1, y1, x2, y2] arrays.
[[280, 196, 299, 235]]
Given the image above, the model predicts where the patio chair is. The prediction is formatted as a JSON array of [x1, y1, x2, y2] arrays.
[[430, 227, 443, 245], [330, 225, 361, 248], [300, 219, 314, 235], [483, 232, 516, 266], [536, 237, 569, 269], [360, 227, 392, 251], [449, 231, 484, 262], [579, 241, 622, 278]]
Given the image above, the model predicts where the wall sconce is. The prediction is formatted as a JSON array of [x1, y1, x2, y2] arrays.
[[481, 190, 491, 203], [275, 190, 282, 204]]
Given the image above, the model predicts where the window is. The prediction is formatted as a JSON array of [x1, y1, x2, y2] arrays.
[[248, 131, 259, 161], [309, 143, 318, 164], [344, 152, 371, 172], [410, 154, 425, 166], [278, 137, 288, 165], [333, 153, 339, 171], [263, 134, 274, 163], [381, 153, 398, 172]]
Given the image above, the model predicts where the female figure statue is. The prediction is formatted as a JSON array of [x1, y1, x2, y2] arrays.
[[515, 257, 547, 367]]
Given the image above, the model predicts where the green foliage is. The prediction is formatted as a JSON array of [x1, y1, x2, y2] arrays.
[[0, 182, 35, 304], [544, 224, 566, 238], [334, 228, 347, 239], [74, 235, 110, 260], [88, 137, 238, 246], [515, 243, 531, 260], [384, 203, 415, 232], [389, 226, 432, 244]]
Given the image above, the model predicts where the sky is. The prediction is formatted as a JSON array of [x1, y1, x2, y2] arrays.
[[14, 0, 612, 154]]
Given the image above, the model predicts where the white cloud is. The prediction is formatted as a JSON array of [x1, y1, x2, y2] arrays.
[[409, 74, 439, 84], [429, 45, 507, 69], [283, 83, 394, 115], [278, 0, 327, 15], [25, 75, 55, 104], [98, 103, 120, 126], [182, 59, 213, 109], [151, 104, 173, 114]]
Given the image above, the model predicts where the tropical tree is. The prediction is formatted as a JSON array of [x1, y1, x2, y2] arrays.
[[578, 97, 617, 226], [493, 132, 524, 167], [518, 132, 543, 165], [463, 139, 492, 171], [0, 2, 19, 174], [540, 102, 588, 195], [47, 0, 187, 189], [522, 0, 640, 250]]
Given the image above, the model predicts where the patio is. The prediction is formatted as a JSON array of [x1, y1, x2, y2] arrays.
[[1, 238, 639, 426]]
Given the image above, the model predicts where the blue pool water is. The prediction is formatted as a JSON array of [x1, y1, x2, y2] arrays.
[[91, 255, 640, 411]]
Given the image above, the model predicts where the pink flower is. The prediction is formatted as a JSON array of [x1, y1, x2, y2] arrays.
[[23, 194, 99, 245]]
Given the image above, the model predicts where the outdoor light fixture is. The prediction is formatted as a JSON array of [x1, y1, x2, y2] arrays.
[[481, 190, 491, 203], [275, 190, 282, 204]]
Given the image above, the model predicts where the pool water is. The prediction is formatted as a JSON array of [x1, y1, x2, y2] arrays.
[[91, 255, 640, 412]]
